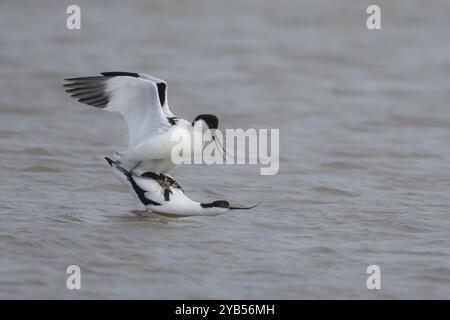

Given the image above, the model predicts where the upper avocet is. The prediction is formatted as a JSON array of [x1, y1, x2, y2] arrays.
[[64, 71, 220, 173]]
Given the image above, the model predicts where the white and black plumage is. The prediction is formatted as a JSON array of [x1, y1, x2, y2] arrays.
[[64, 72, 220, 174], [105, 157, 257, 216]]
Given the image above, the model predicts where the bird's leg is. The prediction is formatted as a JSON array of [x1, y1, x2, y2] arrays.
[[159, 173, 182, 191], [153, 175, 173, 198], [130, 161, 143, 175], [139, 171, 174, 194], [158, 174, 173, 189], [162, 174, 175, 185]]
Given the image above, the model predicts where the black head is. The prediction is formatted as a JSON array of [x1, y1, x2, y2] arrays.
[[193, 114, 219, 130], [201, 200, 230, 209]]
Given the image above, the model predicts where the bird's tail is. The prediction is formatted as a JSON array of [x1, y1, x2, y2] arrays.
[[105, 157, 132, 178], [105, 156, 160, 207], [105, 156, 117, 167]]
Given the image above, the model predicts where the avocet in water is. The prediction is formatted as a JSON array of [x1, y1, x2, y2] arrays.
[[105, 157, 258, 216]]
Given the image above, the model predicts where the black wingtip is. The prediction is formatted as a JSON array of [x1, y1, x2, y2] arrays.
[[101, 71, 139, 78]]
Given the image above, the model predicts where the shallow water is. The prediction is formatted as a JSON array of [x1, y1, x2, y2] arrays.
[[1, 0, 450, 299]]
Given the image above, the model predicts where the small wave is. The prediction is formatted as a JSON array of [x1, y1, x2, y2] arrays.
[[0, 105, 41, 115], [312, 186, 359, 197], [0, 130, 17, 138], [18, 147, 55, 156], [385, 150, 441, 160], [21, 165, 62, 173], [378, 114, 450, 128], [320, 161, 366, 170]]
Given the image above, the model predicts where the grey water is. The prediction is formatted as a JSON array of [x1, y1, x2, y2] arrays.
[[1, 0, 450, 299]]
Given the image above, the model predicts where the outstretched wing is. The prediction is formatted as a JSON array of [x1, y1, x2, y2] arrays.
[[64, 72, 169, 147], [137, 73, 175, 117]]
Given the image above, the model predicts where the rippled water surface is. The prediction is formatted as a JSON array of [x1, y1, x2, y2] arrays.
[[1, 0, 450, 299]]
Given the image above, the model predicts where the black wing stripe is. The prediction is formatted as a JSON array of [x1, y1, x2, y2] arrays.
[[78, 93, 105, 102], [101, 71, 139, 78], [157, 82, 166, 106], [91, 100, 109, 108], [128, 176, 161, 206], [164, 189, 171, 201], [64, 82, 104, 88], [63, 82, 94, 88], [64, 76, 106, 82], [79, 96, 108, 108], [70, 90, 104, 99], [64, 72, 143, 110], [64, 75, 110, 109], [67, 87, 101, 94]]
